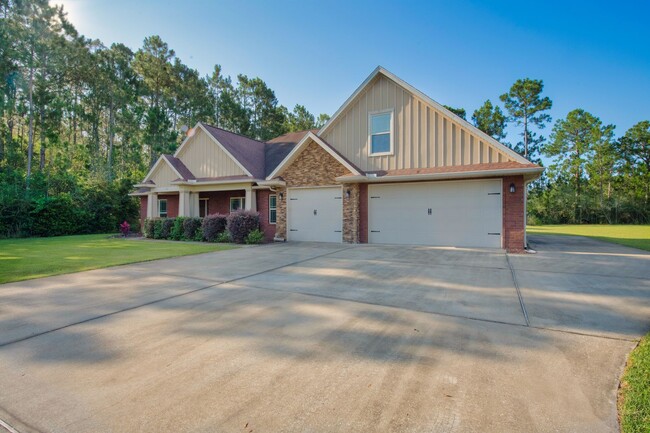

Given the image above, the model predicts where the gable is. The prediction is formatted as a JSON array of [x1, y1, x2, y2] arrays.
[[320, 70, 523, 173], [280, 139, 354, 187], [175, 127, 246, 178], [147, 160, 178, 187]]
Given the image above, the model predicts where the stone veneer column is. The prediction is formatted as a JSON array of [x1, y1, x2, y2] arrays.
[[342, 183, 360, 243]]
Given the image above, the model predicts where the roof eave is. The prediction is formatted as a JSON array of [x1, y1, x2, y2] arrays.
[[171, 178, 257, 186], [336, 167, 545, 183]]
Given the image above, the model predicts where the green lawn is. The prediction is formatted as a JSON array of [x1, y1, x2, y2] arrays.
[[527, 225, 650, 252], [0, 234, 235, 284], [619, 333, 650, 433]]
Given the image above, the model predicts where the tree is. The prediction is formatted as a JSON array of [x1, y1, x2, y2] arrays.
[[285, 104, 316, 132], [472, 99, 506, 141], [315, 113, 330, 128], [544, 109, 611, 222], [619, 120, 650, 214], [443, 105, 466, 120], [500, 78, 552, 160]]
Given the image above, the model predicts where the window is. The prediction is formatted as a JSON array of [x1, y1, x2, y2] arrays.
[[158, 199, 167, 218], [199, 198, 209, 217], [269, 195, 277, 224], [369, 111, 393, 155], [230, 197, 245, 212]]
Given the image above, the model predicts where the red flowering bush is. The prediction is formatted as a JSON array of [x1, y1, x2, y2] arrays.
[[120, 220, 130, 237]]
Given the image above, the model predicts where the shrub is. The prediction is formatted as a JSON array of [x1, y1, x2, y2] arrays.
[[170, 217, 186, 240], [193, 227, 205, 242], [226, 210, 260, 244], [216, 231, 231, 243], [182, 217, 202, 241], [160, 218, 174, 239], [143, 218, 155, 238], [202, 214, 227, 242], [30, 194, 82, 237], [153, 219, 164, 239], [245, 229, 264, 245], [119, 221, 130, 237]]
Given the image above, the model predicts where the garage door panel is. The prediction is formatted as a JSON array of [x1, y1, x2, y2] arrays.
[[288, 187, 342, 243], [368, 180, 502, 248]]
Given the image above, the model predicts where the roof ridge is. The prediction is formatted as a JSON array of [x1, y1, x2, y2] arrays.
[[199, 122, 267, 145]]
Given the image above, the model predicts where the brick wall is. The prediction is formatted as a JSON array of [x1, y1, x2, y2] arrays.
[[255, 189, 277, 242], [274, 139, 353, 240], [158, 194, 179, 218], [199, 190, 246, 215], [139, 196, 147, 232], [502, 175, 526, 252]]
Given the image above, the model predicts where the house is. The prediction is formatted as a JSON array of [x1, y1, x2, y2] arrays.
[[132, 66, 543, 252]]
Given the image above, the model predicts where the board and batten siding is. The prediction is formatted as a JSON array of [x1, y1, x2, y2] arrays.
[[175, 128, 245, 178], [321, 75, 514, 172], [148, 161, 178, 187]]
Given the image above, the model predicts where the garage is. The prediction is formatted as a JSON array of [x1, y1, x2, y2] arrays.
[[287, 187, 343, 242], [367, 179, 503, 248]]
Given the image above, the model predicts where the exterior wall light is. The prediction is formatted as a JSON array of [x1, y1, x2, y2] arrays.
[[346, 189, 351, 199], [509, 183, 516, 193], [279, 192, 284, 200]]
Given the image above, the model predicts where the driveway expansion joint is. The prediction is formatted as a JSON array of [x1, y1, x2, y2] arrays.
[[0, 245, 356, 349], [506, 253, 530, 326]]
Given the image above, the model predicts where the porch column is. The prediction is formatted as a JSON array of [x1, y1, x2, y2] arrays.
[[147, 193, 158, 218], [190, 192, 200, 217], [178, 189, 191, 217], [245, 186, 256, 212]]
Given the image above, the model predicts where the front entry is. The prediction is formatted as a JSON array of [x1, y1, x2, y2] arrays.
[[287, 187, 343, 242]]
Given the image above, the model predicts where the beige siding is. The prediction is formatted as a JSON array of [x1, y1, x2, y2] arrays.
[[148, 161, 177, 187], [321, 75, 515, 172], [176, 128, 246, 178]]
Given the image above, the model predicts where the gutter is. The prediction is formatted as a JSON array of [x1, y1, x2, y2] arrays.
[[171, 178, 258, 186], [336, 167, 544, 184]]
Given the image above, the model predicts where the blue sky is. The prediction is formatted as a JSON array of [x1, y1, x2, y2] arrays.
[[58, 0, 649, 142]]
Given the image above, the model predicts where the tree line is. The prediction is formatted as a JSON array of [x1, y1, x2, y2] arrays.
[[1, 0, 648, 238], [0, 0, 328, 237], [450, 80, 648, 225]]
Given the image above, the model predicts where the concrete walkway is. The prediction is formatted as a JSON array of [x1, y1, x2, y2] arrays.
[[0, 236, 648, 432]]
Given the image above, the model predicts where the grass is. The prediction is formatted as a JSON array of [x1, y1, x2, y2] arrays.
[[619, 333, 650, 433], [527, 225, 650, 252], [0, 234, 236, 284]]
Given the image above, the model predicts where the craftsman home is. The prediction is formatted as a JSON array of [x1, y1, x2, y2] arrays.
[[133, 67, 543, 251]]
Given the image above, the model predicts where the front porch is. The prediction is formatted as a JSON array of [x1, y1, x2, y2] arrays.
[[133, 180, 278, 242]]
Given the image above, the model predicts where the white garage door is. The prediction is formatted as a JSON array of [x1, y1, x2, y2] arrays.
[[287, 187, 343, 242], [368, 179, 502, 248]]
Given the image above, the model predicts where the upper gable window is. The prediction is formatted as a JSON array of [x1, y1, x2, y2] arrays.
[[369, 111, 393, 155]]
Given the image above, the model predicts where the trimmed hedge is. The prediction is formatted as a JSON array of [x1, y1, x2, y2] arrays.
[[160, 218, 174, 239], [202, 214, 228, 242], [171, 217, 186, 240], [142, 214, 264, 245], [183, 217, 203, 241], [227, 210, 260, 244], [143, 218, 155, 238]]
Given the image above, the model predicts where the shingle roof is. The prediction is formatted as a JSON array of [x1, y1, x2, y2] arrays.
[[200, 124, 322, 179], [264, 129, 316, 177], [162, 154, 195, 180], [201, 123, 267, 179]]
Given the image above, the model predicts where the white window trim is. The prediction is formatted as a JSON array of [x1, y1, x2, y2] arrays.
[[368, 109, 394, 156], [230, 197, 245, 212], [158, 199, 168, 218], [269, 194, 277, 225]]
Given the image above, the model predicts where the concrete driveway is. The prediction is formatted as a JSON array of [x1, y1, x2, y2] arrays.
[[0, 236, 649, 433]]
